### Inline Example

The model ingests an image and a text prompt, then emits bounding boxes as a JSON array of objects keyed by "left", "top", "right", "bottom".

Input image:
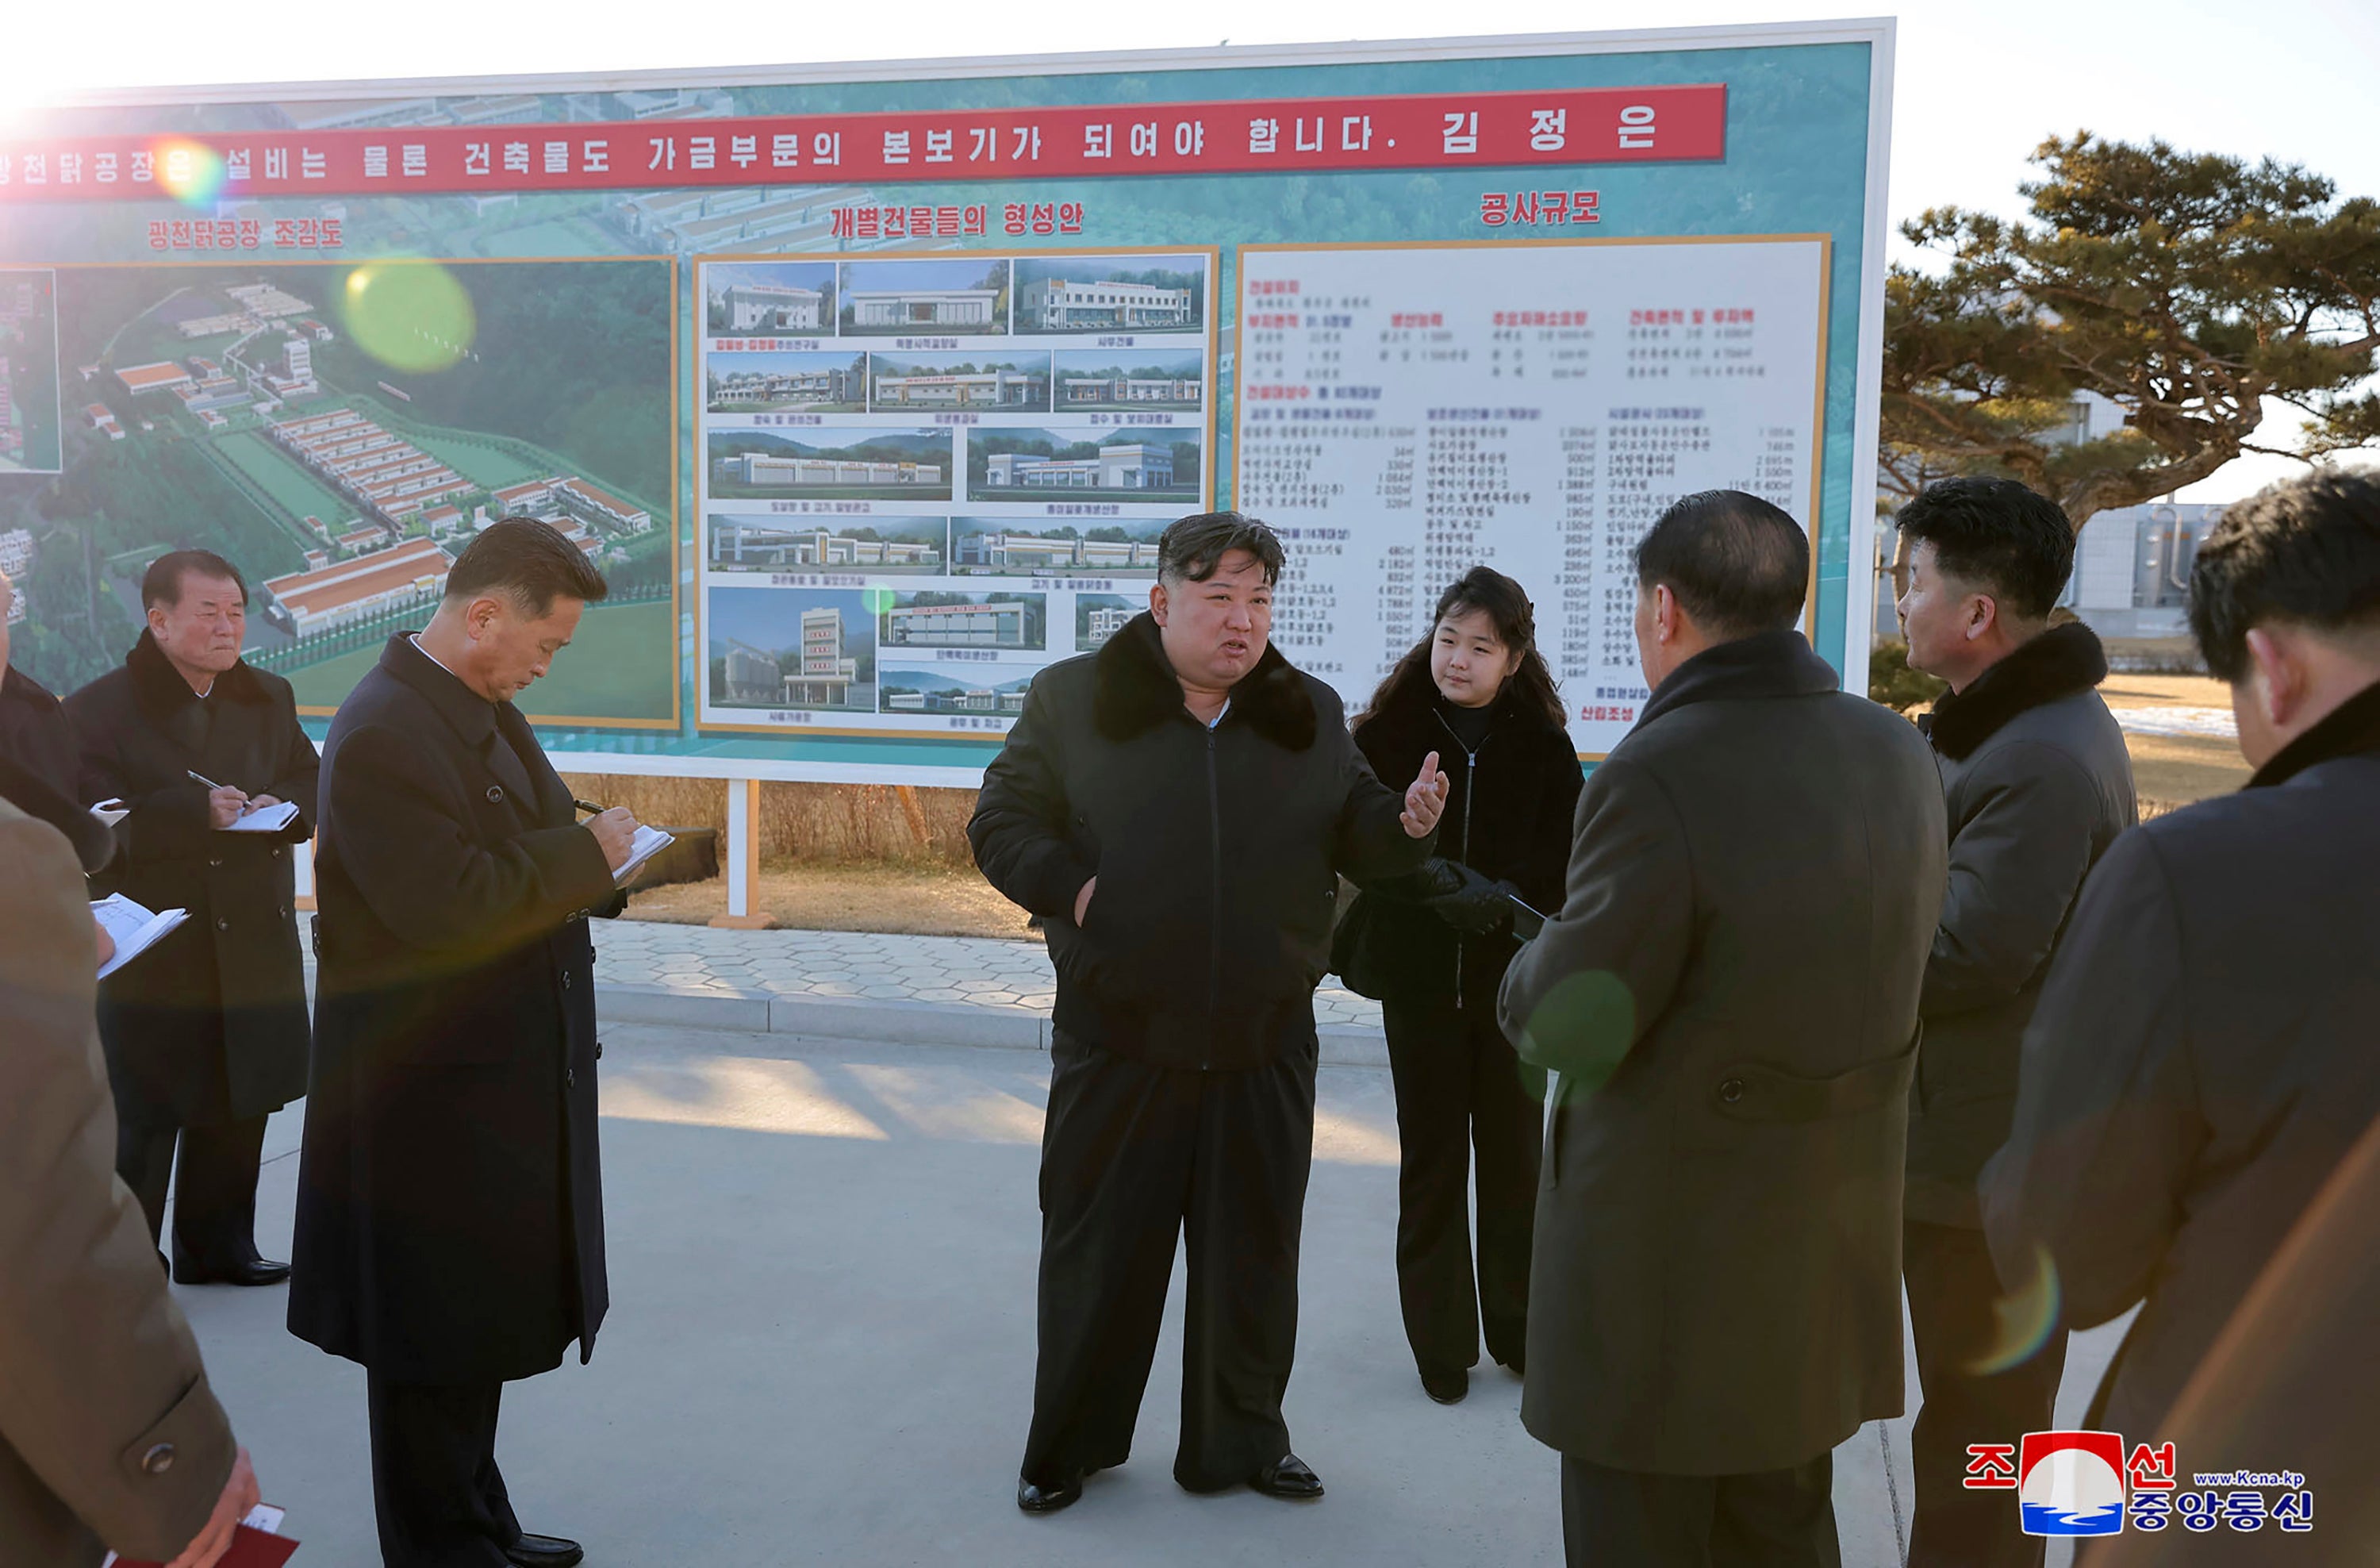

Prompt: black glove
[{"left": 1425, "top": 863, "right": 1518, "bottom": 936}]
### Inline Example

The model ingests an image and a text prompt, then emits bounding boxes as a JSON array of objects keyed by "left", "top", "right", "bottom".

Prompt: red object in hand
[{"left": 113, "top": 1524, "right": 299, "bottom": 1568}]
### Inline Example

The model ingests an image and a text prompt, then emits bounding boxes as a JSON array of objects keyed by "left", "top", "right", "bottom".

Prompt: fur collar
[
  {"left": 1924, "top": 621, "right": 2109, "bottom": 760},
  {"left": 126, "top": 629, "right": 266, "bottom": 715},
  {"left": 1635, "top": 628, "right": 1841, "bottom": 733},
  {"left": 2248, "top": 675, "right": 2380, "bottom": 789},
  {"left": 1093, "top": 611, "right": 1317, "bottom": 751}
]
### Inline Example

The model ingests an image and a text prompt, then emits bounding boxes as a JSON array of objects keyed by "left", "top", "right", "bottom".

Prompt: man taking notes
[
  {"left": 1500, "top": 491, "right": 1947, "bottom": 1568},
  {"left": 289, "top": 519, "right": 638, "bottom": 1568}
]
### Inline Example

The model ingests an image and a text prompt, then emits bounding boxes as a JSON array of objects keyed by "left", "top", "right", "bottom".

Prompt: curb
[{"left": 593, "top": 981, "right": 1390, "bottom": 1067}]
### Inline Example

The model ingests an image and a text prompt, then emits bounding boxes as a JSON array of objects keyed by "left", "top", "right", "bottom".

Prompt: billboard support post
[{"left": 710, "top": 777, "right": 774, "bottom": 929}]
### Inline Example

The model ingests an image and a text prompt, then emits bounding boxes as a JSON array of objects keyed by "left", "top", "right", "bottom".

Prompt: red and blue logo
[{"left": 2016, "top": 1431, "right": 2128, "bottom": 1536}]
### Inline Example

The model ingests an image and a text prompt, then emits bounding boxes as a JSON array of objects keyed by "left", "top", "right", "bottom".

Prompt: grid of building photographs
[{"left": 697, "top": 248, "right": 1215, "bottom": 734}]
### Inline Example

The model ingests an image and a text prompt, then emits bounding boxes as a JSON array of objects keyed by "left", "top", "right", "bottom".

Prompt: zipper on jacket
[
  {"left": 1434, "top": 709, "right": 1490, "bottom": 1012},
  {"left": 1205, "top": 722, "right": 1222, "bottom": 1070}
]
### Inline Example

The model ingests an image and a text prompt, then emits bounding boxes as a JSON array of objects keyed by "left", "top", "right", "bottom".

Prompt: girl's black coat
[{"left": 1350, "top": 682, "right": 1583, "bottom": 1008}]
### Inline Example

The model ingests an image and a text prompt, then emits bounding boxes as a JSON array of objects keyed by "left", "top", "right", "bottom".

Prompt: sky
[{"left": 6, "top": 0, "right": 2375, "bottom": 501}]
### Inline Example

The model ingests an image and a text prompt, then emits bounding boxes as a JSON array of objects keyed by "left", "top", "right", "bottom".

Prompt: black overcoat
[
  {"left": 969, "top": 612, "right": 1432, "bottom": 1072},
  {"left": 1498, "top": 630, "right": 1948, "bottom": 1475},
  {"left": 0, "top": 663, "right": 115, "bottom": 873},
  {"left": 1350, "top": 682, "right": 1583, "bottom": 1009},
  {"left": 1983, "top": 678, "right": 2380, "bottom": 1439},
  {"left": 65, "top": 633, "right": 317, "bottom": 1124},
  {"left": 287, "top": 635, "right": 622, "bottom": 1385},
  {"left": 1905, "top": 622, "right": 2135, "bottom": 1226}
]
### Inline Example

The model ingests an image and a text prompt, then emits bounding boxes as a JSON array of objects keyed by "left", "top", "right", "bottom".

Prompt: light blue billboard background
[{"left": 0, "top": 37, "right": 1880, "bottom": 776}]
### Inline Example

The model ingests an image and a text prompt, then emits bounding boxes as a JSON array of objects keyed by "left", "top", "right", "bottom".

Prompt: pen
[
  {"left": 186, "top": 769, "right": 224, "bottom": 790},
  {"left": 572, "top": 798, "right": 608, "bottom": 815}
]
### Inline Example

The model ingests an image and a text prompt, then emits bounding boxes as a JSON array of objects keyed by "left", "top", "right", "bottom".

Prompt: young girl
[{"left": 1349, "top": 567, "right": 1583, "bottom": 1405}]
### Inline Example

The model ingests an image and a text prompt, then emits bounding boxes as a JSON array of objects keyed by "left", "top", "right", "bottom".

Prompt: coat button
[
  {"left": 141, "top": 1443, "right": 175, "bottom": 1475},
  {"left": 280, "top": 905, "right": 291, "bottom": 918},
  {"left": 215, "top": 917, "right": 230, "bottom": 932},
  {"left": 595, "top": 1040, "right": 604, "bottom": 1060},
  {"left": 271, "top": 847, "right": 283, "bottom": 859},
  {"left": 1718, "top": 1077, "right": 1745, "bottom": 1105},
  {"left": 209, "top": 856, "right": 224, "bottom": 868},
  {"left": 486, "top": 785, "right": 505, "bottom": 803},
  {"left": 562, "top": 971, "right": 573, "bottom": 990},
  {"left": 566, "top": 1068, "right": 577, "bottom": 1088}
]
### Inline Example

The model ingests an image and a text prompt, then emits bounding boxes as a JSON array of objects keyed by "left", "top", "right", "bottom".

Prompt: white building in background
[
  {"left": 1058, "top": 373, "right": 1203, "bottom": 406},
  {"left": 711, "top": 520, "right": 939, "bottom": 568},
  {"left": 786, "top": 606, "right": 858, "bottom": 705},
  {"left": 954, "top": 531, "right": 1159, "bottom": 570},
  {"left": 2059, "top": 502, "right": 2222, "bottom": 640},
  {"left": 1084, "top": 603, "right": 1133, "bottom": 645},
  {"left": 881, "top": 599, "right": 1028, "bottom": 648},
  {"left": 721, "top": 452, "right": 941, "bottom": 488},
  {"left": 984, "top": 443, "right": 1173, "bottom": 490},
  {"left": 0, "top": 530, "right": 33, "bottom": 621},
  {"left": 873, "top": 368, "right": 1046, "bottom": 409},
  {"left": 718, "top": 282, "right": 823, "bottom": 332},
  {"left": 261, "top": 536, "right": 451, "bottom": 634},
  {"left": 1021, "top": 277, "right": 1193, "bottom": 331},
  {"left": 848, "top": 289, "right": 999, "bottom": 330}
]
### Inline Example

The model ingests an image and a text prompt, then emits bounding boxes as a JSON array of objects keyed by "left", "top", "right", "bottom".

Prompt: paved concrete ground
[{"left": 181, "top": 1018, "right": 2124, "bottom": 1566}]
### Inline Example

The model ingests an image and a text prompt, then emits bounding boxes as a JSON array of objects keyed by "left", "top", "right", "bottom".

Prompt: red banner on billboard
[{"left": 0, "top": 84, "right": 1725, "bottom": 203}]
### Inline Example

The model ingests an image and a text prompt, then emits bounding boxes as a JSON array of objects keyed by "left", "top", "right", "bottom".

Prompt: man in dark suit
[
  {"left": 289, "top": 519, "right": 639, "bottom": 1568},
  {"left": 970, "top": 512, "right": 1446, "bottom": 1513},
  {"left": 66, "top": 551, "right": 318, "bottom": 1286},
  {"left": 0, "top": 564, "right": 115, "bottom": 873},
  {"left": 1890, "top": 478, "right": 2135, "bottom": 1568},
  {"left": 1985, "top": 471, "right": 2380, "bottom": 1459},
  {"left": 1499, "top": 490, "right": 1948, "bottom": 1566}
]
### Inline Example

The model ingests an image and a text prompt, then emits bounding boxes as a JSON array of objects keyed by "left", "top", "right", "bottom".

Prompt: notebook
[{"left": 91, "top": 895, "right": 190, "bottom": 980}]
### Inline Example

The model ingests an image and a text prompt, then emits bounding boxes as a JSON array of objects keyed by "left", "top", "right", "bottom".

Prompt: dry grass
[
  {"left": 561, "top": 774, "right": 977, "bottom": 868},
  {"left": 2100, "top": 672, "right": 2233, "bottom": 710},
  {"left": 2129, "top": 733, "right": 2252, "bottom": 816}
]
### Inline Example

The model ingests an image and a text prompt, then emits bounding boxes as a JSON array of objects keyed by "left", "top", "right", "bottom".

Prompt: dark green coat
[
  {"left": 1906, "top": 623, "right": 2136, "bottom": 1226},
  {"left": 1499, "top": 630, "right": 1947, "bottom": 1475}
]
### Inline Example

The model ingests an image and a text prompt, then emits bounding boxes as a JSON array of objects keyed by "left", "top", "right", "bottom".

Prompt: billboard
[{"left": 0, "top": 22, "right": 1894, "bottom": 781}]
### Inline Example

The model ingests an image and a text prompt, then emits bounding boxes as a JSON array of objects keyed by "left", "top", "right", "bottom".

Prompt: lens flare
[
  {"left": 1968, "top": 1244, "right": 2063, "bottom": 1376},
  {"left": 861, "top": 586, "right": 898, "bottom": 615},
  {"left": 153, "top": 139, "right": 228, "bottom": 207},
  {"left": 340, "top": 264, "right": 478, "bottom": 375}
]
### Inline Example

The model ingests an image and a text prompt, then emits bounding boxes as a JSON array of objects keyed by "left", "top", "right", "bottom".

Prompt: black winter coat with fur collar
[{"left": 970, "top": 613, "right": 1433, "bottom": 1070}]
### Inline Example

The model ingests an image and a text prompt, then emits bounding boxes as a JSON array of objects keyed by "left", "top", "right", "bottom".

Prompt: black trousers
[
  {"left": 367, "top": 1375, "right": 524, "bottom": 1568},
  {"left": 1021, "top": 1031, "right": 1316, "bottom": 1493},
  {"left": 1381, "top": 997, "right": 1542, "bottom": 1376},
  {"left": 1561, "top": 1451, "right": 1840, "bottom": 1568},
  {"left": 1904, "top": 1219, "right": 2069, "bottom": 1568},
  {"left": 117, "top": 1111, "right": 271, "bottom": 1265}
]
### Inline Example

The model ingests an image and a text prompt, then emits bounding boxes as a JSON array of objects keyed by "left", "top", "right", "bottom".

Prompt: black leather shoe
[
  {"left": 1251, "top": 1454, "right": 1325, "bottom": 1499},
  {"left": 505, "top": 1534, "right": 584, "bottom": 1568},
  {"left": 1016, "top": 1473, "right": 1083, "bottom": 1513},
  {"left": 171, "top": 1254, "right": 290, "bottom": 1287},
  {"left": 1420, "top": 1366, "right": 1469, "bottom": 1405}
]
